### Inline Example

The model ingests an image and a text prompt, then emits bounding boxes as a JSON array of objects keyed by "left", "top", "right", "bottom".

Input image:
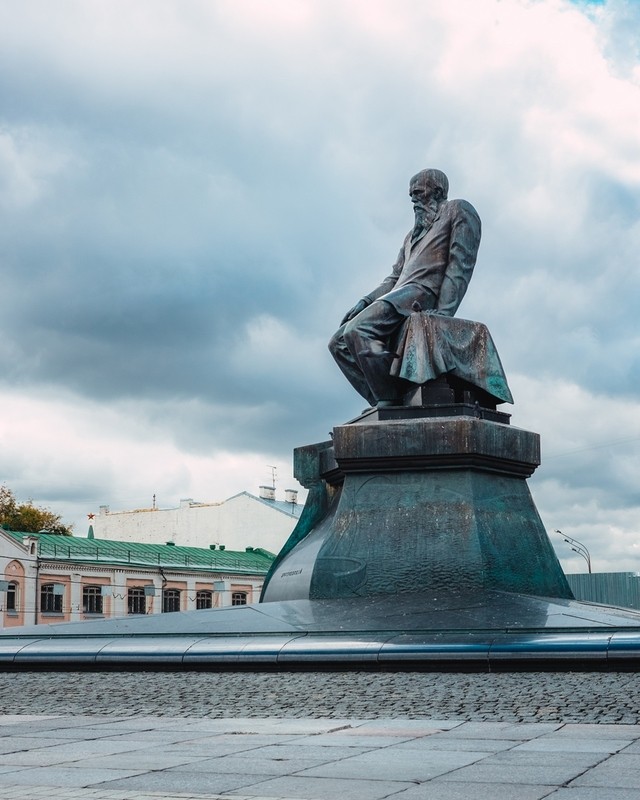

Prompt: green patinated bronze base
[{"left": 261, "top": 414, "right": 573, "bottom": 603}]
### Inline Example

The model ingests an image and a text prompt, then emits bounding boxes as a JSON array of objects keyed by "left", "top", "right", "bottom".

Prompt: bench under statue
[{"left": 391, "top": 311, "right": 513, "bottom": 411}]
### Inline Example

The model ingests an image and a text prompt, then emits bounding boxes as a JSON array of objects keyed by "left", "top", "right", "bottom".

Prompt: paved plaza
[{"left": 0, "top": 671, "right": 639, "bottom": 798}]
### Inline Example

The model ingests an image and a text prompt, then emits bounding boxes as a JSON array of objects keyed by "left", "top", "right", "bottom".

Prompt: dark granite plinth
[{"left": 262, "top": 416, "right": 572, "bottom": 603}]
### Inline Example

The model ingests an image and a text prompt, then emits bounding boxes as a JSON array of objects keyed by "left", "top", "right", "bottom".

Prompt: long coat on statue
[{"left": 364, "top": 198, "right": 481, "bottom": 317}]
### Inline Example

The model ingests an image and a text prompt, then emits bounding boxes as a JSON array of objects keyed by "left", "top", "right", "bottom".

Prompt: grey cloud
[{"left": 1, "top": 0, "right": 640, "bottom": 558}]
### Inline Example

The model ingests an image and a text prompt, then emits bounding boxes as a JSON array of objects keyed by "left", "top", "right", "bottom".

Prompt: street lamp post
[{"left": 554, "top": 529, "right": 592, "bottom": 574}]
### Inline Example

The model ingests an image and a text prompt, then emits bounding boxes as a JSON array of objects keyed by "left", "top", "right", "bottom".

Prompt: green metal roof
[{"left": 2, "top": 530, "right": 275, "bottom": 574}]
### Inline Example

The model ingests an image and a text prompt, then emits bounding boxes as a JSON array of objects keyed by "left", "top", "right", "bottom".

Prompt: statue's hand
[
  {"left": 412, "top": 300, "right": 442, "bottom": 316},
  {"left": 341, "top": 298, "right": 369, "bottom": 325}
]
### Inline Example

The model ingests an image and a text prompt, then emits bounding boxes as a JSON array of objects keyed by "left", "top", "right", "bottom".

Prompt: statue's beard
[{"left": 412, "top": 198, "right": 440, "bottom": 239}]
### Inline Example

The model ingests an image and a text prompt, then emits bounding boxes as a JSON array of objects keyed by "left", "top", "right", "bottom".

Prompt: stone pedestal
[{"left": 262, "top": 414, "right": 572, "bottom": 603}]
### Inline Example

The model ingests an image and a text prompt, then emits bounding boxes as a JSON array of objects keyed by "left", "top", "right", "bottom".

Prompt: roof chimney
[
  {"left": 285, "top": 489, "right": 298, "bottom": 504},
  {"left": 259, "top": 485, "right": 276, "bottom": 501}
]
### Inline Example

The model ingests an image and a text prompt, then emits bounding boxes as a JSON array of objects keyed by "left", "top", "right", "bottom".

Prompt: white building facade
[{"left": 91, "top": 489, "right": 302, "bottom": 554}]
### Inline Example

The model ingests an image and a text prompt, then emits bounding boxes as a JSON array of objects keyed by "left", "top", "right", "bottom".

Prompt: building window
[
  {"left": 6, "top": 582, "right": 17, "bottom": 612},
  {"left": 128, "top": 587, "right": 147, "bottom": 615},
  {"left": 232, "top": 592, "right": 248, "bottom": 606},
  {"left": 83, "top": 585, "right": 104, "bottom": 615},
  {"left": 196, "top": 590, "right": 212, "bottom": 609},
  {"left": 40, "top": 583, "right": 63, "bottom": 614},
  {"left": 162, "top": 588, "right": 181, "bottom": 613}
]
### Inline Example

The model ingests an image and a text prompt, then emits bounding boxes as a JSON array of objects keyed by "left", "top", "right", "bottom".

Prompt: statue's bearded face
[{"left": 409, "top": 177, "right": 440, "bottom": 231}]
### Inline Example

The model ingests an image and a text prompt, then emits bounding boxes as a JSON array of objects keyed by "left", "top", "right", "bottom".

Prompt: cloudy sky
[{"left": 1, "top": 0, "right": 639, "bottom": 573}]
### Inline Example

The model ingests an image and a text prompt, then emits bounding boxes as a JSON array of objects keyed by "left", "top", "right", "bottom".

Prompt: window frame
[
  {"left": 231, "top": 591, "right": 248, "bottom": 606},
  {"left": 128, "top": 587, "right": 147, "bottom": 615},
  {"left": 195, "top": 590, "right": 213, "bottom": 610},
  {"left": 40, "top": 583, "right": 63, "bottom": 615},
  {"left": 82, "top": 585, "right": 104, "bottom": 615},
  {"left": 162, "top": 588, "right": 181, "bottom": 613},
  {"left": 6, "top": 582, "right": 18, "bottom": 613}
]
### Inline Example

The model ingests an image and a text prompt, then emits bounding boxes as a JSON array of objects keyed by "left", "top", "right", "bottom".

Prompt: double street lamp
[{"left": 554, "top": 529, "right": 592, "bottom": 573}]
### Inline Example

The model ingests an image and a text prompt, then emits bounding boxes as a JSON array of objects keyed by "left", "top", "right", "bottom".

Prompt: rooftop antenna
[{"left": 267, "top": 465, "right": 277, "bottom": 490}]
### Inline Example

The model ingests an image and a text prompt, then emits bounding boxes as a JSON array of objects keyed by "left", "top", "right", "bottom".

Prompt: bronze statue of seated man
[{"left": 328, "top": 168, "right": 510, "bottom": 409}]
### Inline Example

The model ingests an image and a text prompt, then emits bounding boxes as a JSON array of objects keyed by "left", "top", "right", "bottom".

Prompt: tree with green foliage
[{"left": 0, "top": 485, "right": 73, "bottom": 536}]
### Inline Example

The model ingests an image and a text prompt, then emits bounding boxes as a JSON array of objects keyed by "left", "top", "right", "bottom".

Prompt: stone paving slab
[
  {"left": 91, "top": 770, "right": 279, "bottom": 795},
  {"left": 0, "top": 737, "right": 146, "bottom": 767},
  {"left": 0, "top": 765, "right": 149, "bottom": 788},
  {"left": 395, "top": 782, "right": 557, "bottom": 800},
  {"left": 282, "top": 732, "right": 417, "bottom": 748},
  {"left": 567, "top": 762, "right": 640, "bottom": 789},
  {"left": 0, "top": 737, "right": 73, "bottom": 755},
  {"left": 433, "top": 761, "right": 592, "bottom": 785},
  {"left": 550, "top": 723, "right": 640, "bottom": 738},
  {"left": 0, "top": 708, "right": 640, "bottom": 799},
  {"left": 168, "top": 753, "right": 340, "bottom": 777},
  {"left": 295, "top": 748, "right": 488, "bottom": 781},
  {"left": 427, "top": 720, "right": 563, "bottom": 738},
  {"left": 514, "top": 737, "right": 634, "bottom": 753},
  {"left": 0, "top": 791, "right": 297, "bottom": 800},
  {"left": 99, "top": 728, "right": 227, "bottom": 744},
  {"left": 224, "top": 774, "right": 416, "bottom": 799},
  {"left": 473, "top": 750, "right": 607, "bottom": 767},
  {"left": 548, "top": 789, "right": 640, "bottom": 799},
  {"left": 167, "top": 735, "right": 318, "bottom": 758},
  {"left": 389, "top": 736, "right": 518, "bottom": 752},
  {"left": 211, "top": 743, "right": 371, "bottom": 761}
]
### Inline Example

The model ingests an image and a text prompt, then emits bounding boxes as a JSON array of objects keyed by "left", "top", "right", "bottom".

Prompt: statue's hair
[{"left": 411, "top": 169, "right": 449, "bottom": 201}]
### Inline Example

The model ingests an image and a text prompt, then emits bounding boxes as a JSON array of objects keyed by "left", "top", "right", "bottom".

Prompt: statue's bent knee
[{"left": 328, "top": 330, "right": 344, "bottom": 357}]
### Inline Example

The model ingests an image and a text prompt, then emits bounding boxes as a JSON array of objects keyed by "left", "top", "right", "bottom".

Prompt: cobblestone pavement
[{"left": 1, "top": 671, "right": 639, "bottom": 723}]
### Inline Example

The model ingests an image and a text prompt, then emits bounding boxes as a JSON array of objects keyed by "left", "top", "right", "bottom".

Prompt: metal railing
[{"left": 37, "top": 542, "right": 268, "bottom": 571}]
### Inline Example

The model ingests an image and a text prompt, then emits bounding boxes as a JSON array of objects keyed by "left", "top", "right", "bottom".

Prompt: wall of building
[
  {"left": 0, "top": 536, "right": 38, "bottom": 628},
  {"left": 0, "top": 531, "right": 266, "bottom": 628},
  {"left": 91, "top": 491, "right": 301, "bottom": 553}
]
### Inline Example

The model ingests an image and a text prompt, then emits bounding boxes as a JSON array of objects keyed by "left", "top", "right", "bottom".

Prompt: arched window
[
  {"left": 40, "top": 583, "right": 63, "bottom": 614},
  {"left": 6, "top": 582, "right": 17, "bottom": 612},
  {"left": 128, "top": 587, "right": 147, "bottom": 615},
  {"left": 232, "top": 591, "right": 248, "bottom": 606},
  {"left": 162, "top": 588, "right": 181, "bottom": 613},
  {"left": 196, "top": 590, "right": 212, "bottom": 609},
  {"left": 83, "top": 585, "right": 104, "bottom": 615}
]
